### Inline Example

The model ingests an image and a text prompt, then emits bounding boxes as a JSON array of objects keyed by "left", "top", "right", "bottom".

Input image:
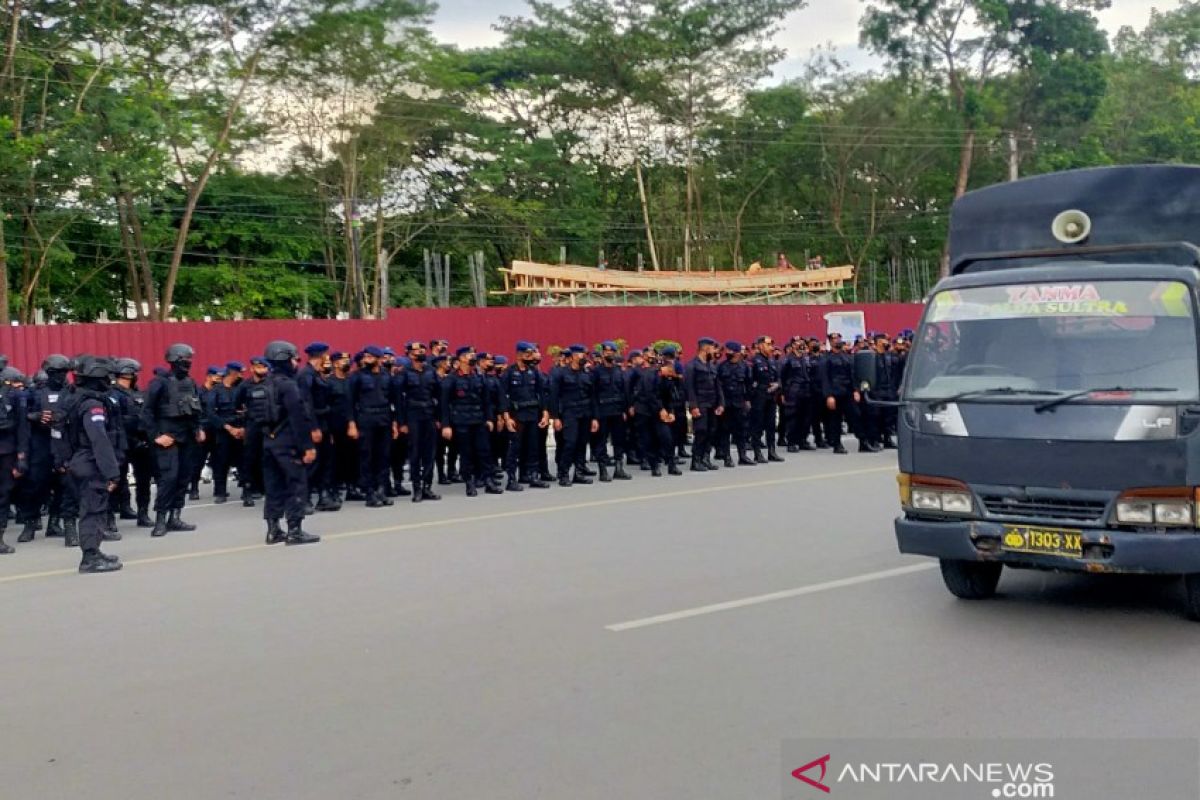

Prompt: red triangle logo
[{"left": 791, "top": 754, "right": 832, "bottom": 794}]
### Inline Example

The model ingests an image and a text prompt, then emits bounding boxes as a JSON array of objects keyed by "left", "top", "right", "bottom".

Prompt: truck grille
[{"left": 980, "top": 494, "right": 1108, "bottom": 524}]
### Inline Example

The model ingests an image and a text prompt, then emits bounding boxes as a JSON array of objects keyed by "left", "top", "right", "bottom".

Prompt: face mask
[
  {"left": 412, "top": 353, "right": 426, "bottom": 363},
  {"left": 603, "top": 355, "right": 615, "bottom": 363},
  {"left": 173, "top": 359, "right": 192, "bottom": 375}
]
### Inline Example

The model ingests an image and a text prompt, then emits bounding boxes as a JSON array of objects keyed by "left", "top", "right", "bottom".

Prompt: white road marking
[{"left": 605, "top": 563, "right": 939, "bottom": 631}]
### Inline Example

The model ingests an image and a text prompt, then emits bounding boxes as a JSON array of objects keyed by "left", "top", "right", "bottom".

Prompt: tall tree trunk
[
  {"left": 622, "top": 108, "right": 659, "bottom": 271},
  {"left": 123, "top": 193, "right": 159, "bottom": 319},
  {"left": 0, "top": 0, "right": 20, "bottom": 91},
  {"left": 0, "top": 213, "right": 9, "bottom": 326},
  {"left": 114, "top": 194, "right": 147, "bottom": 320},
  {"left": 940, "top": 127, "right": 976, "bottom": 278}
]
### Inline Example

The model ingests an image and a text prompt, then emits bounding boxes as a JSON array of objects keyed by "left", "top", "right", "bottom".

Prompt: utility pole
[
  {"left": 350, "top": 203, "right": 367, "bottom": 318},
  {"left": 1008, "top": 132, "right": 1019, "bottom": 182}
]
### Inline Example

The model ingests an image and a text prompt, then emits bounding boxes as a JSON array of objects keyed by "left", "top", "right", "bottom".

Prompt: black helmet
[
  {"left": 115, "top": 358, "right": 141, "bottom": 376},
  {"left": 42, "top": 354, "right": 70, "bottom": 371},
  {"left": 33, "top": 369, "right": 47, "bottom": 384},
  {"left": 264, "top": 340, "right": 299, "bottom": 362},
  {"left": 77, "top": 357, "right": 114, "bottom": 380},
  {"left": 165, "top": 343, "right": 195, "bottom": 363},
  {"left": 1, "top": 366, "right": 23, "bottom": 384}
]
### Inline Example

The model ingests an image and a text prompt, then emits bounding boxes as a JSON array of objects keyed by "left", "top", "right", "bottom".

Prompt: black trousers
[
  {"left": 556, "top": 416, "right": 590, "bottom": 477},
  {"left": 749, "top": 395, "right": 776, "bottom": 452},
  {"left": 407, "top": 417, "right": 437, "bottom": 488},
  {"left": 690, "top": 407, "right": 719, "bottom": 460},
  {"left": 824, "top": 395, "right": 860, "bottom": 449},
  {"left": 309, "top": 425, "right": 334, "bottom": 493},
  {"left": 537, "top": 425, "right": 551, "bottom": 478},
  {"left": 210, "top": 428, "right": 243, "bottom": 497},
  {"left": 19, "top": 444, "right": 77, "bottom": 522},
  {"left": 263, "top": 440, "right": 308, "bottom": 523},
  {"left": 718, "top": 404, "right": 749, "bottom": 458},
  {"left": 331, "top": 418, "right": 358, "bottom": 489},
  {"left": 0, "top": 452, "right": 15, "bottom": 527},
  {"left": 453, "top": 424, "right": 491, "bottom": 485},
  {"left": 116, "top": 446, "right": 153, "bottom": 511},
  {"left": 389, "top": 432, "right": 408, "bottom": 488},
  {"left": 357, "top": 424, "right": 392, "bottom": 493},
  {"left": 190, "top": 427, "right": 214, "bottom": 489},
  {"left": 154, "top": 436, "right": 198, "bottom": 512},
  {"left": 785, "top": 400, "right": 814, "bottom": 446},
  {"left": 69, "top": 457, "right": 108, "bottom": 553},
  {"left": 240, "top": 423, "right": 265, "bottom": 493},
  {"left": 593, "top": 413, "right": 627, "bottom": 463},
  {"left": 506, "top": 418, "right": 541, "bottom": 479},
  {"left": 636, "top": 415, "right": 674, "bottom": 468}
]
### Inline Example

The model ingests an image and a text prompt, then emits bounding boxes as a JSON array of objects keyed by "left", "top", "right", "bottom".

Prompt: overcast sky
[{"left": 431, "top": 0, "right": 1166, "bottom": 80}]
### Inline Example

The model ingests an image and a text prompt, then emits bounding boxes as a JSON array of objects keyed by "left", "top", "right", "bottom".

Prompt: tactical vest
[
  {"left": 0, "top": 387, "right": 15, "bottom": 432},
  {"left": 245, "top": 381, "right": 279, "bottom": 425},
  {"left": 356, "top": 372, "right": 391, "bottom": 418},
  {"left": 506, "top": 368, "right": 541, "bottom": 413},
  {"left": 158, "top": 375, "right": 202, "bottom": 419}
]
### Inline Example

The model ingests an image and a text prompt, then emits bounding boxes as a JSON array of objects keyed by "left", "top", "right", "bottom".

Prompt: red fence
[{"left": 0, "top": 304, "right": 922, "bottom": 375}]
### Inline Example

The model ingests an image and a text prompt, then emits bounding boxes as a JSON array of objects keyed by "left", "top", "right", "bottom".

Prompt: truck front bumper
[{"left": 895, "top": 516, "right": 1200, "bottom": 574}]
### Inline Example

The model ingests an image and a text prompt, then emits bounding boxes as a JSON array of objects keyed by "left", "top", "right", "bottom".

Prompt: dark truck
[{"left": 865, "top": 164, "right": 1200, "bottom": 619}]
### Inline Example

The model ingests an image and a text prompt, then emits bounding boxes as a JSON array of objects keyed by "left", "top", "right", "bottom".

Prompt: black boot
[
  {"left": 79, "top": 551, "right": 122, "bottom": 573},
  {"left": 102, "top": 524, "right": 122, "bottom": 542},
  {"left": 723, "top": 456, "right": 735, "bottom": 468},
  {"left": 422, "top": 485, "right": 442, "bottom": 501},
  {"left": 119, "top": 503, "right": 138, "bottom": 520},
  {"left": 344, "top": 487, "right": 366, "bottom": 501},
  {"left": 365, "top": 490, "right": 384, "bottom": 508},
  {"left": 558, "top": 472, "right": 572, "bottom": 488},
  {"left": 151, "top": 512, "right": 169, "bottom": 537},
  {"left": 833, "top": 444, "right": 848, "bottom": 454},
  {"left": 213, "top": 493, "right": 228, "bottom": 505},
  {"left": 572, "top": 467, "right": 593, "bottom": 485},
  {"left": 167, "top": 510, "right": 196, "bottom": 532},
  {"left": 768, "top": 448, "right": 785, "bottom": 463},
  {"left": 0, "top": 528, "right": 12, "bottom": 555},
  {"left": 691, "top": 457, "right": 707, "bottom": 473},
  {"left": 17, "top": 521, "right": 35, "bottom": 542},
  {"left": 136, "top": 506, "right": 154, "bottom": 528},
  {"left": 265, "top": 518, "right": 287, "bottom": 545},
  {"left": 46, "top": 517, "right": 63, "bottom": 538},
  {"left": 668, "top": 460, "right": 683, "bottom": 476},
  {"left": 787, "top": 444, "right": 799, "bottom": 453},
  {"left": 315, "top": 491, "right": 341, "bottom": 512},
  {"left": 754, "top": 449, "right": 767, "bottom": 464},
  {"left": 882, "top": 435, "right": 897, "bottom": 450},
  {"left": 105, "top": 512, "right": 119, "bottom": 534},
  {"left": 859, "top": 441, "right": 882, "bottom": 453},
  {"left": 379, "top": 490, "right": 394, "bottom": 507},
  {"left": 188, "top": 486, "right": 200, "bottom": 502},
  {"left": 577, "top": 463, "right": 596, "bottom": 477},
  {"left": 485, "top": 479, "right": 504, "bottom": 495},
  {"left": 395, "top": 482, "right": 412, "bottom": 497},
  {"left": 598, "top": 463, "right": 611, "bottom": 483},
  {"left": 465, "top": 479, "right": 479, "bottom": 498},
  {"left": 285, "top": 519, "right": 320, "bottom": 546},
  {"left": 63, "top": 519, "right": 80, "bottom": 548},
  {"left": 527, "top": 476, "right": 549, "bottom": 489},
  {"left": 241, "top": 489, "right": 256, "bottom": 508},
  {"left": 613, "top": 463, "right": 632, "bottom": 480},
  {"left": 738, "top": 449, "right": 755, "bottom": 466},
  {"left": 651, "top": 464, "right": 663, "bottom": 477},
  {"left": 506, "top": 475, "right": 524, "bottom": 492}
]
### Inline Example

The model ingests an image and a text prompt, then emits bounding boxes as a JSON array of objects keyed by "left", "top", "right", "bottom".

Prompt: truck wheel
[
  {"left": 939, "top": 559, "right": 1002, "bottom": 600},
  {"left": 1182, "top": 575, "right": 1200, "bottom": 621}
]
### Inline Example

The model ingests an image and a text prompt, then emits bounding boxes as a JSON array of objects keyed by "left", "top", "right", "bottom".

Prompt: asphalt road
[{"left": 5, "top": 452, "right": 1200, "bottom": 799}]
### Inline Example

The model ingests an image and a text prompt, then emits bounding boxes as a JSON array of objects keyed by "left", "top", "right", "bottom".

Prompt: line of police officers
[{"left": 0, "top": 330, "right": 908, "bottom": 574}]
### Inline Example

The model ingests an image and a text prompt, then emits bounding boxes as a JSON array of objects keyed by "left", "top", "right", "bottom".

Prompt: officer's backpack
[{"left": 245, "top": 381, "right": 279, "bottom": 426}]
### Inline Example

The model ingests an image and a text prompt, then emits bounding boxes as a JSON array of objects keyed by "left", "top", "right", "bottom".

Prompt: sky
[{"left": 430, "top": 0, "right": 1168, "bottom": 80}]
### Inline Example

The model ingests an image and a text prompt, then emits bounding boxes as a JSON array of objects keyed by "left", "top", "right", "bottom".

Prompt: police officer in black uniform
[
  {"left": 396, "top": 340, "right": 441, "bottom": 503},
  {"left": 780, "top": 338, "right": 815, "bottom": 451},
  {"left": 870, "top": 333, "right": 901, "bottom": 449},
  {"left": 68, "top": 357, "right": 124, "bottom": 573},
  {"left": 0, "top": 367, "right": 29, "bottom": 553},
  {"left": 684, "top": 337, "right": 725, "bottom": 472},
  {"left": 592, "top": 341, "right": 632, "bottom": 482},
  {"left": 328, "top": 351, "right": 358, "bottom": 500},
  {"left": 653, "top": 353, "right": 685, "bottom": 476},
  {"left": 298, "top": 342, "right": 340, "bottom": 512},
  {"left": 819, "top": 333, "right": 859, "bottom": 455},
  {"left": 440, "top": 349, "right": 501, "bottom": 497},
  {"left": 347, "top": 345, "right": 396, "bottom": 508},
  {"left": 717, "top": 341, "right": 754, "bottom": 467},
  {"left": 146, "top": 343, "right": 205, "bottom": 536},
  {"left": 503, "top": 341, "right": 550, "bottom": 490},
  {"left": 206, "top": 361, "right": 245, "bottom": 504},
  {"left": 111, "top": 359, "right": 154, "bottom": 528},
  {"left": 258, "top": 341, "right": 320, "bottom": 546},
  {"left": 749, "top": 336, "right": 784, "bottom": 464},
  {"left": 19, "top": 354, "right": 79, "bottom": 544},
  {"left": 549, "top": 344, "right": 598, "bottom": 487}
]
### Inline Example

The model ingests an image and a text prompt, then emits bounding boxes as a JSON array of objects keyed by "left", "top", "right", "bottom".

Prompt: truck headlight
[
  {"left": 940, "top": 492, "right": 973, "bottom": 514},
  {"left": 1113, "top": 488, "right": 1200, "bottom": 528},
  {"left": 901, "top": 475, "right": 975, "bottom": 516},
  {"left": 911, "top": 488, "right": 942, "bottom": 510},
  {"left": 1115, "top": 500, "right": 1154, "bottom": 525},
  {"left": 1155, "top": 502, "right": 1193, "bottom": 526}
]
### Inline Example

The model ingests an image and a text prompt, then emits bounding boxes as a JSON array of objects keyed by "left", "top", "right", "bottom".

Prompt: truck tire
[
  {"left": 1182, "top": 575, "right": 1200, "bottom": 621},
  {"left": 939, "top": 559, "right": 1002, "bottom": 600}
]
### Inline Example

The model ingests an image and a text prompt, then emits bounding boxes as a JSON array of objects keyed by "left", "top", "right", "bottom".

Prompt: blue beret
[
  {"left": 363, "top": 345, "right": 385, "bottom": 358},
  {"left": 330, "top": 351, "right": 347, "bottom": 360},
  {"left": 382, "top": 346, "right": 395, "bottom": 356},
  {"left": 455, "top": 346, "right": 473, "bottom": 358},
  {"left": 601, "top": 340, "right": 617, "bottom": 351},
  {"left": 494, "top": 355, "right": 508, "bottom": 365},
  {"left": 225, "top": 361, "right": 245, "bottom": 372},
  {"left": 568, "top": 344, "right": 587, "bottom": 354},
  {"left": 660, "top": 346, "right": 677, "bottom": 357},
  {"left": 477, "top": 352, "right": 492, "bottom": 361},
  {"left": 516, "top": 341, "right": 534, "bottom": 353},
  {"left": 698, "top": 337, "right": 716, "bottom": 347},
  {"left": 304, "top": 341, "right": 329, "bottom": 355},
  {"left": 724, "top": 340, "right": 742, "bottom": 352},
  {"left": 628, "top": 349, "right": 642, "bottom": 358},
  {"left": 206, "top": 365, "right": 221, "bottom": 375},
  {"left": 406, "top": 340, "right": 422, "bottom": 351},
  {"left": 395, "top": 357, "right": 412, "bottom": 368},
  {"left": 250, "top": 356, "right": 268, "bottom": 366},
  {"left": 901, "top": 329, "right": 914, "bottom": 338}
]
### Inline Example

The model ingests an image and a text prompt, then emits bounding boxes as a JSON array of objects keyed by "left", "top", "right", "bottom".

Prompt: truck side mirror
[{"left": 854, "top": 350, "right": 877, "bottom": 392}]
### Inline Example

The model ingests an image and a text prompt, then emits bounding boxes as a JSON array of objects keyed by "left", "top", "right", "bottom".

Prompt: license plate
[{"left": 1001, "top": 525, "right": 1083, "bottom": 558}]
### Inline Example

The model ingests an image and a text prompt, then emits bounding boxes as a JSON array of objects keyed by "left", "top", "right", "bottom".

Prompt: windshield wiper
[
  {"left": 926, "top": 387, "right": 1059, "bottom": 411},
  {"left": 1033, "top": 386, "right": 1178, "bottom": 414}
]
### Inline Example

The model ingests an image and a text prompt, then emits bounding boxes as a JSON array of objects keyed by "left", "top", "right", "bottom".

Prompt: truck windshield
[{"left": 905, "top": 279, "right": 1200, "bottom": 403}]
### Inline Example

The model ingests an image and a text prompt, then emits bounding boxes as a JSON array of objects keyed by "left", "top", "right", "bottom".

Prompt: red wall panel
[{"left": 0, "top": 304, "right": 922, "bottom": 377}]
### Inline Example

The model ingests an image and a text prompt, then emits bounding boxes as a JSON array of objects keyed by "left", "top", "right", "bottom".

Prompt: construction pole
[
  {"left": 378, "top": 250, "right": 389, "bottom": 320},
  {"left": 1008, "top": 132, "right": 1019, "bottom": 182},
  {"left": 423, "top": 249, "right": 432, "bottom": 308}
]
